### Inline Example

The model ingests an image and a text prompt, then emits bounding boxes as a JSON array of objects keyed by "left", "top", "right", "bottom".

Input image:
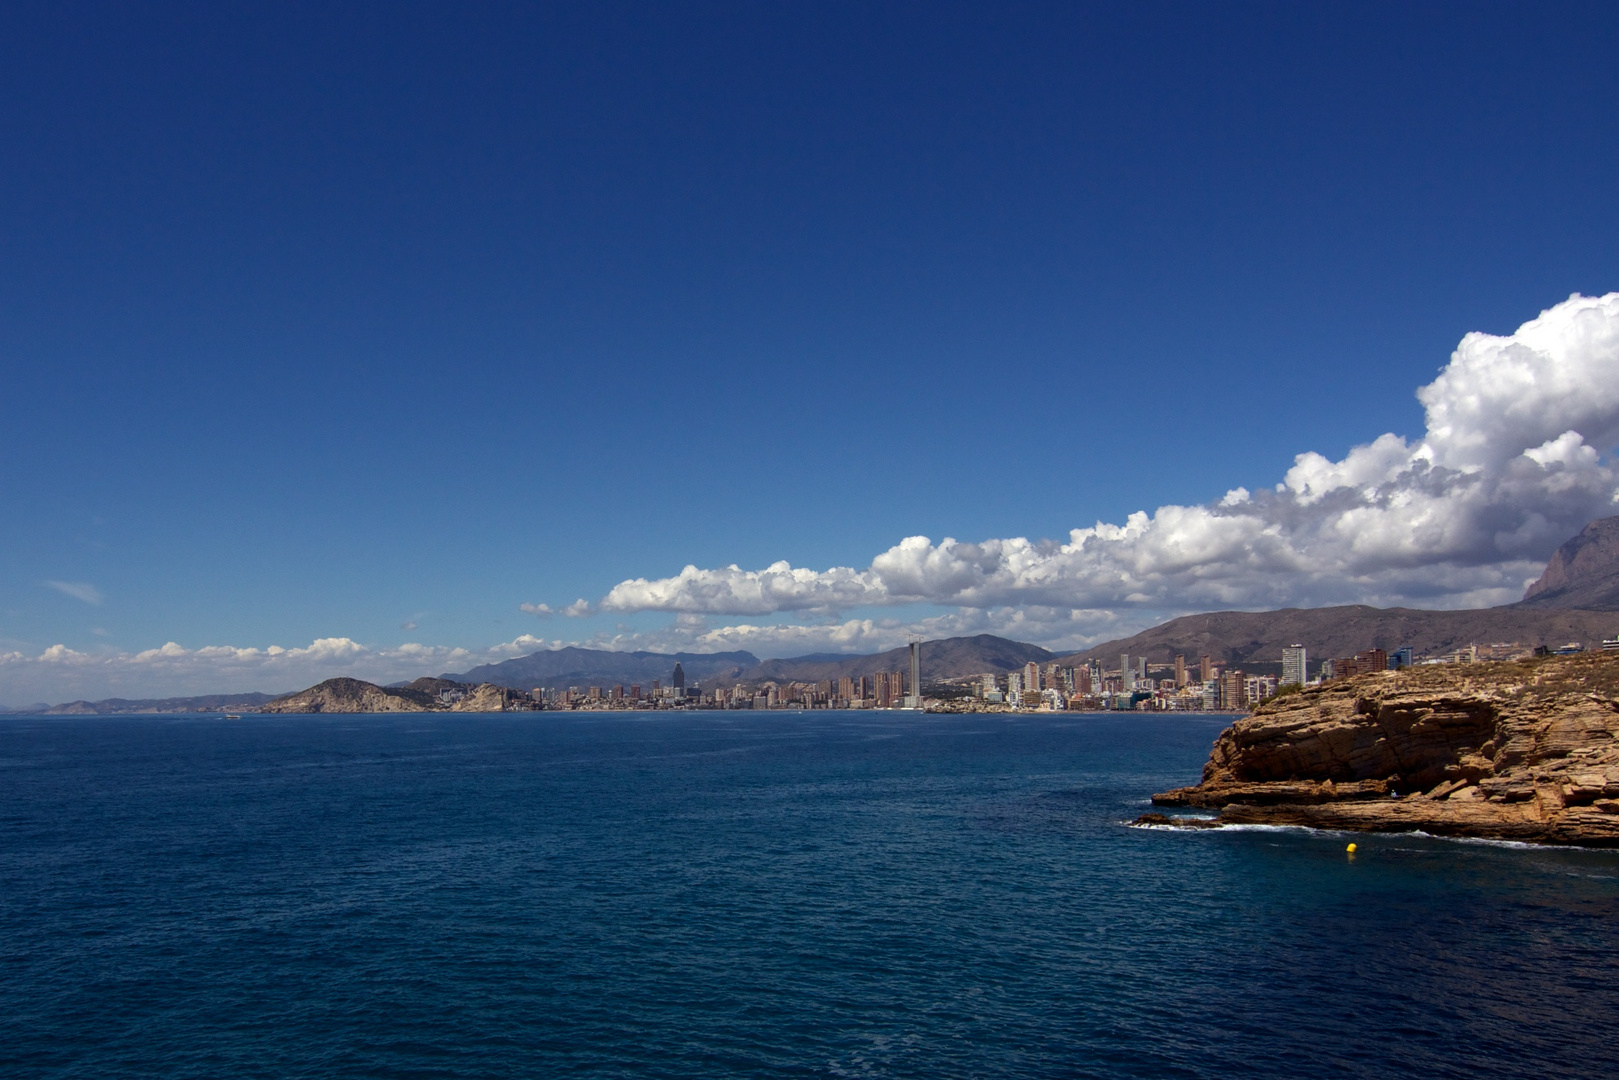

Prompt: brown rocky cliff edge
[{"left": 1148, "top": 651, "right": 1619, "bottom": 845}]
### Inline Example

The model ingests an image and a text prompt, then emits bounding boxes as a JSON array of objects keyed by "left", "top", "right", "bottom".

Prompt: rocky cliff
[
  {"left": 1146, "top": 651, "right": 1619, "bottom": 845},
  {"left": 261, "top": 677, "right": 528, "bottom": 713},
  {"left": 1520, "top": 515, "right": 1619, "bottom": 609}
]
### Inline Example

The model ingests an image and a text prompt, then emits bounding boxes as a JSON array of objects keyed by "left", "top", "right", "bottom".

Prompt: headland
[{"left": 1142, "top": 650, "right": 1619, "bottom": 845}]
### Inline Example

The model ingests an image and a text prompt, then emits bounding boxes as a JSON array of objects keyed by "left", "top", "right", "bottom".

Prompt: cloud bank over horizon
[
  {"left": 596, "top": 292, "right": 1619, "bottom": 625},
  {"left": 0, "top": 635, "right": 574, "bottom": 707}
]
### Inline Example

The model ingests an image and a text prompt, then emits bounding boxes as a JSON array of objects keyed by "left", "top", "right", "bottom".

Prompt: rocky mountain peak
[{"left": 1520, "top": 515, "right": 1619, "bottom": 610}]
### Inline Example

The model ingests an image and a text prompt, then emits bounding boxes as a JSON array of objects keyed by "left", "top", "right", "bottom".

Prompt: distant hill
[
  {"left": 18, "top": 691, "right": 284, "bottom": 716},
  {"left": 1057, "top": 604, "right": 1619, "bottom": 669},
  {"left": 262, "top": 677, "right": 528, "bottom": 713},
  {"left": 729, "top": 635, "right": 1053, "bottom": 685},
  {"left": 445, "top": 647, "right": 760, "bottom": 690},
  {"left": 1519, "top": 515, "right": 1619, "bottom": 610}
]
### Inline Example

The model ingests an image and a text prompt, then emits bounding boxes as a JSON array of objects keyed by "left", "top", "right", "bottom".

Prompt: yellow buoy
[{"left": 1346, "top": 842, "right": 1358, "bottom": 853}]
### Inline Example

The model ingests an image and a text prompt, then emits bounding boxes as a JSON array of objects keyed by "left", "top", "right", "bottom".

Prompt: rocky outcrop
[
  {"left": 1147, "top": 651, "right": 1619, "bottom": 845},
  {"left": 261, "top": 677, "right": 436, "bottom": 713},
  {"left": 1520, "top": 515, "right": 1619, "bottom": 610},
  {"left": 260, "top": 677, "right": 530, "bottom": 714},
  {"left": 448, "top": 683, "right": 521, "bottom": 712}
]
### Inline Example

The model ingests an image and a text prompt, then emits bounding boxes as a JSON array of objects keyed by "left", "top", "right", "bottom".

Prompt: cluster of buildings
[
  {"left": 539, "top": 669, "right": 921, "bottom": 711},
  {"left": 537, "top": 645, "right": 928, "bottom": 712},
  {"left": 527, "top": 634, "right": 1619, "bottom": 715},
  {"left": 964, "top": 655, "right": 1275, "bottom": 713},
  {"left": 535, "top": 652, "right": 1265, "bottom": 714}
]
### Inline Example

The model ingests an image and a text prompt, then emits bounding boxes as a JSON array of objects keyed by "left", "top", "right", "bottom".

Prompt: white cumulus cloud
[
  {"left": 596, "top": 292, "right": 1619, "bottom": 621},
  {"left": 522, "top": 599, "right": 592, "bottom": 617}
]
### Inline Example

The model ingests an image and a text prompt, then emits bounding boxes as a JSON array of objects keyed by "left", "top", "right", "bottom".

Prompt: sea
[{"left": 3, "top": 710, "right": 1617, "bottom": 1079}]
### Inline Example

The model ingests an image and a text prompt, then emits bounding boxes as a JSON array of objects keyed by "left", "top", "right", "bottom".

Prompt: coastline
[{"left": 1139, "top": 651, "right": 1619, "bottom": 846}]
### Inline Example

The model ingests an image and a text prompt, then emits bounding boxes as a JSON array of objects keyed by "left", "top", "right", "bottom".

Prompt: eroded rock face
[
  {"left": 1150, "top": 652, "right": 1619, "bottom": 845},
  {"left": 261, "top": 677, "right": 523, "bottom": 713},
  {"left": 261, "top": 677, "right": 434, "bottom": 713}
]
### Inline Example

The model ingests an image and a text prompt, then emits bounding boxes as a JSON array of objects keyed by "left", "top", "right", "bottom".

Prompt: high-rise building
[
  {"left": 908, "top": 641, "right": 922, "bottom": 708},
  {"left": 1282, "top": 645, "right": 1307, "bottom": 687},
  {"left": 1025, "top": 661, "right": 1042, "bottom": 693},
  {"left": 672, "top": 663, "right": 686, "bottom": 694},
  {"left": 1200, "top": 655, "right": 1213, "bottom": 683},
  {"left": 1174, "top": 655, "right": 1186, "bottom": 687},
  {"left": 1120, "top": 654, "right": 1132, "bottom": 690},
  {"left": 1219, "top": 669, "right": 1245, "bottom": 709}
]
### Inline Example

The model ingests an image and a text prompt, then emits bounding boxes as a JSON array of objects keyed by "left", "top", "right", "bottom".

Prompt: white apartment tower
[{"left": 1282, "top": 645, "right": 1308, "bottom": 687}]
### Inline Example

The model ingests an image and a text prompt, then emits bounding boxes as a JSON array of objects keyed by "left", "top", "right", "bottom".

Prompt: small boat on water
[{"left": 223, "top": 713, "right": 242, "bottom": 720}]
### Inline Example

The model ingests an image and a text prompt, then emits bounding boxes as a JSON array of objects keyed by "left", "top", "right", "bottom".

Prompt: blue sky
[{"left": 3, "top": 2, "right": 1618, "bottom": 701}]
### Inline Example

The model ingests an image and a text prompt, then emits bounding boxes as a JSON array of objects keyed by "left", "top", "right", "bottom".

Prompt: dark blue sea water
[{"left": 3, "top": 711, "right": 1617, "bottom": 1079}]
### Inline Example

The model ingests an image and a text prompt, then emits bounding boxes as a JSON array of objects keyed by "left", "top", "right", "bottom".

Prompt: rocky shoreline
[{"left": 1139, "top": 651, "right": 1619, "bottom": 846}]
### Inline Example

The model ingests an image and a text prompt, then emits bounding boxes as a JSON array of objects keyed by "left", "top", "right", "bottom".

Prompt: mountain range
[
  {"left": 440, "top": 635, "right": 1054, "bottom": 691},
  {"left": 1060, "top": 514, "right": 1619, "bottom": 668},
  {"left": 1058, "top": 605, "right": 1617, "bottom": 670},
  {"left": 444, "top": 648, "right": 761, "bottom": 690}
]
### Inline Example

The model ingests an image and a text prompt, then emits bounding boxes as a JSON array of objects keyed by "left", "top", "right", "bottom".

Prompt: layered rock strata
[{"left": 1147, "top": 651, "right": 1619, "bottom": 845}]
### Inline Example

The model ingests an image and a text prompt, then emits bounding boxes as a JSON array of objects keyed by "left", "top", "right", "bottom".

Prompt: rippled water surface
[{"left": 3, "top": 711, "right": 1617, "bottom": 1078}]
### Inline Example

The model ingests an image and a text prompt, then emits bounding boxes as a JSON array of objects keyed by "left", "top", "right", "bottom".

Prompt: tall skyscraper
[
  {"left": 1025, "top": 661, "right": 1042, "bottom": 694},
  {"left": 672, "top": 663, "right": 685, "bottom": 693},
  {"left": 908, "top": 641, "right": 922, "bottom": 708},
  {"left": 1174, "top": 655, "right": 1186, "bottom": 688},
  {"left": 1200, "top": 655, "right": 1213, "bottom": 683},
  {"left": 1282, "top": 645, "right": 1307, "bottom": 687},
  {"left": 1120, "top": 653, "right": 1133, "bottom": 691}
]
